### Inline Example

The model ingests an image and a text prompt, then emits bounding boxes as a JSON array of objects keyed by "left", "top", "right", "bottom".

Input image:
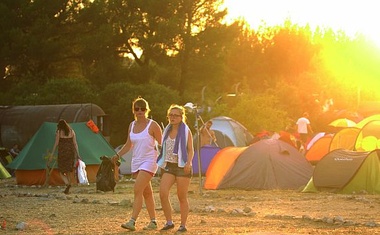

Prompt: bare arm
[
  {"left": 184, "top": 129, "right": 194, "bottom": 174},
  {"left": 210, "top": 130, "right": 217, "bottom": 142},
  {"left": 50, "top": 131, "right": 60, "bottom": 161},
  {"left": 72, "top": 130, "right": 80, "bottom": 159},
  {"left": 150, "top": 120, "right": 163, "bottom": 146},
  {"left": 112, "top": 122, "right": 133, "bottom": 162},
  {"left": 307, "top": 124, "right": 314, "bottom": 134}
]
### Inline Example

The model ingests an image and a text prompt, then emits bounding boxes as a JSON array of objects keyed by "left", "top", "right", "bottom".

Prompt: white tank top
[{"left": 129, "top": 119, "right": 158, "bottom": 173}]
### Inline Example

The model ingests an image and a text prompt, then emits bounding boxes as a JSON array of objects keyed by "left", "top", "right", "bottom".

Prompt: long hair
[
  {"left": 57, "top": 119, "right": 70, "bottom": 136},
  {"left": 132, "top": 96, "right": 151, "bottom": 118},
  {"left": 167, "top": 104, "right": 187, "bottom": 124}
]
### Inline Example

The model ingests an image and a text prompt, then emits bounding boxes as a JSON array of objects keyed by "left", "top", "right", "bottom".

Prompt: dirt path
[{"left": 0, "top": 177, "right": 380, "bottom": 234}]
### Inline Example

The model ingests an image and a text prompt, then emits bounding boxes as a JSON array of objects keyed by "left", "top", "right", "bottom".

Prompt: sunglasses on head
[{"left": 134, "top": 107, "right": 147, "bottom": 112}]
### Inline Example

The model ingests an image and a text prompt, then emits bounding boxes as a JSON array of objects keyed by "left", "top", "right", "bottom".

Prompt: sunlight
[{"left": 222, "top": 0, "right": 380, "bottom": 48}]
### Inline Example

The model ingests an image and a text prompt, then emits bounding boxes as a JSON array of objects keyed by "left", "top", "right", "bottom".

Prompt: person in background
[
  {"left": 200, "top": 120, "right": 217, "bottom": 147},
  {"left": 295, "top": 112, "right": 314, "bottom": 150},
  {"left": 50, "top": 119, "right": 80, "bottom": 194},
  {"left": 157, "top": 104, "right": 194, "bottom": 233},
  {"left": 112, "top": 97, "right": 162, "bottom": 231},
  {"left": 9, "top": 144, "right": 20, "bottom": 158}
]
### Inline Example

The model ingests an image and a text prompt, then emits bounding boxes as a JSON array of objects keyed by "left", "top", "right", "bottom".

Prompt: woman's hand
[
  {"left": 111, "top": 154, "right": 120, "bottom": 164},
  {"left": 184, "top": 162, "right": 192, "bottom": 174}
]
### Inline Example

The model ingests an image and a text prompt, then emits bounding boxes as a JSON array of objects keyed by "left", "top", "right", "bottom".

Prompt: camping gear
[
  {"left": 0, "top": 162, "right": 11, "bottom": 179},
  {"left": 7, "top": 122, "right": 116, "bottom": 185},
  {"left": 0, "top": 103, "right": 107, "bottom": 149},
  {"left": 204, "top": 139, "right": 313, "bottom": 190},
  {"left": 303, "top": 149, "right": 380, "bottom": 194},
  {"left": 355, "top": 114, "right": 380, "bottom": 129},
  {"left": 329, "top": 127, "right": 360, "bottom": 151},
  {"left": 192, "top": 146, "right": 221, "bottom": 175},
  {"left": 306, "top": 132, "right": 325, "bottom": 150},
  {"left": 96, "top": 156, "right": 116, "bottom": 192},
  {"left": 77, "top": 159, "right": 90, "bottom": 185},
  {"left": 206, "top": 116, "right": 253, "bottom": 148},
  {"left": 354, "top": 120, "right": 380, "bottom": 152},
  {"left": 0, "top": 148, "right": 13, "bottom": 177},
  {"left": 305, "top": 134, "right": 333, "bottom": 165},
  {"left": 328, "top": 118, "right": 356, "bottom": 128}
]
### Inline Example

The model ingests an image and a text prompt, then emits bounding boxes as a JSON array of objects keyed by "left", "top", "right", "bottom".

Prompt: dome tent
[
  {"left": 204, "top": 139, "right": 313, "bottom": 190},
  {"left": 303, "top": 149, "right": 380, "bottom": 194},
  {"left": 207, "top": 116, "right": 253, "bottom": 148},
  {"left": 7, "top": 122, "right": 116, "bottom": 186}
]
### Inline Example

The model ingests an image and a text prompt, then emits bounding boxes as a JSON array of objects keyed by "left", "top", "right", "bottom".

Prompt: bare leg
[
  {"left": 59, "top": 172, "right": 70, "bottom": 185},
  {"left": 131, "top": 171, "right": 153, "bottom": 220},
  {"left": 176, "top": 177, "right": 191, "bottom": 227},
  {"left": 143, "top": 181, "right": 156, "bottom": 220},
  {"left": 159, "top": 173, "right": 176, "bottom": 223},
  {"left": 60, "top": 172, "right": 72, "bottom": 194}
]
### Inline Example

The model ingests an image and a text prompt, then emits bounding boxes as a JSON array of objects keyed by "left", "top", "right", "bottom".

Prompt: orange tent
[
  {"left": 305, "top": 134, "right": 333, "bottom": 165},
  {"left": 204, "top": 147, "right": 247, "bottom": 189}
]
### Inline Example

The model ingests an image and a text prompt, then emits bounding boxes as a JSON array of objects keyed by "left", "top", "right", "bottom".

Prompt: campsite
[
  {"left": 2, "top": 1, "right": 380, "bottom": 233},
  {"left": 2, "top": 115, "right": 380, "bottom": 234}
]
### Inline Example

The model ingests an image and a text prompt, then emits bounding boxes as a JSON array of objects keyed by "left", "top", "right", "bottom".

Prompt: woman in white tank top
[
  {"left": 112, "top": 97, "right": 162, "bottom": 231},
  {"left": 129, "top": 119, "right": 158, "bottom": 174}
]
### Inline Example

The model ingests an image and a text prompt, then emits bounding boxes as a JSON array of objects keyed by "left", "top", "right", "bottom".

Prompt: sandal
[
  {"left": 160, "top": 223, "right": 174, "bottom": 231},
  {"left": 176, "top": 225, "right": 187, "bottom": 233}
]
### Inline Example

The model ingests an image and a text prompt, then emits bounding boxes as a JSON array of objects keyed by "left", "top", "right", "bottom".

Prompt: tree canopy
[{"left": 1, "top": 0, "right": 379, "bottom": 145}]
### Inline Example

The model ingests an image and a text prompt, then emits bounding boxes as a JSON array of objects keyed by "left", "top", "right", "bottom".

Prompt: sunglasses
[
  {"left": 134, "top": 107, "right": 147, "bottom": 112},
  {"left": 168, "top": 114, "right": 182, "bottom": 118}
]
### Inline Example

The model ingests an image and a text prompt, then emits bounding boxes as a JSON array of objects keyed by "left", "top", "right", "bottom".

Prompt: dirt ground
[{"left": 1, "top": 176, "right": 380, "bottom": 235}]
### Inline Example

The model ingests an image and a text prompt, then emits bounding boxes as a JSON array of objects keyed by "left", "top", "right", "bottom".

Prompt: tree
[
  {"left": 0, "top": 0, "right": 87, "bottom": 83},
  {"left": 97, "top": 81, "right": 181, "bottom": 145},
  {"left": 1, "top": 78, "right": 96, "bottom": 105},
  {"left": 211, "top": 88, "right": 289, "bottom": 134}
]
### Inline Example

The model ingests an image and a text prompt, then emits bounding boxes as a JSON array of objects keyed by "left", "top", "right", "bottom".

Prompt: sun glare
[{"left": 222, "top": 0, "right": 380, "bottom": 48}]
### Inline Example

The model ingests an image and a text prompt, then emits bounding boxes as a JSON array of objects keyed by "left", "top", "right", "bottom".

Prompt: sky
[{"left": 223, "top": 0, "right": 380, "bottom": 46}]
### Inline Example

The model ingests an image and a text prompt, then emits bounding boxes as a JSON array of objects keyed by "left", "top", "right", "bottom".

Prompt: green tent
[
  {"left": 0, "top": 147, "right": 13, "bottom": 178},
  {"left": 0, "top": 162, "right": 11, "bottom": 179},
  {"left": 7, "top": 122, "right": 116, "bottom": 185},
  {"left": 303, "top": 149, "right": 380, "bottom": 194}
]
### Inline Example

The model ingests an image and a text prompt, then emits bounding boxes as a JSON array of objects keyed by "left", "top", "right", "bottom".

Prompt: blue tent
[{"left": 192, "top": 146, "right": 221, "bottom": 175}]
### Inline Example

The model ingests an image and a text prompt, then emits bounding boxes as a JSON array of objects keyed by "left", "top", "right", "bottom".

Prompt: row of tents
[
  {"left": 2, "top": 115, "right": 380, "bottom": 195},
  {"left": 306, "top": 115, "right": 380, "bottom": 164},
  {"left": 1, "top": 116, "right": 250, "bottom": 185},
  {"left": 200, "top": 114, "right": 380, "bottom": 193}
]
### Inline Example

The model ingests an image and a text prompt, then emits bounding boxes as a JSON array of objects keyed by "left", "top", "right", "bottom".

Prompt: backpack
[{"left": 96, "top": 156, "right": 116, "bottom": 192}]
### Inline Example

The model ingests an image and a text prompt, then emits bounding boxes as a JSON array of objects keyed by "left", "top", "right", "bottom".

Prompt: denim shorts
[{"left": 161, "top": 162, "right": 192, "bottom": 178}]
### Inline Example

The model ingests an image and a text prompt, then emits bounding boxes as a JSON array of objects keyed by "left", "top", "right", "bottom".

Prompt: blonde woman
[
  {"left": 113, "top": 97, "right": 162, "bottom": 231},
  {"left": 157, "top": 104, "right": 194, "bottom": 233}
]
